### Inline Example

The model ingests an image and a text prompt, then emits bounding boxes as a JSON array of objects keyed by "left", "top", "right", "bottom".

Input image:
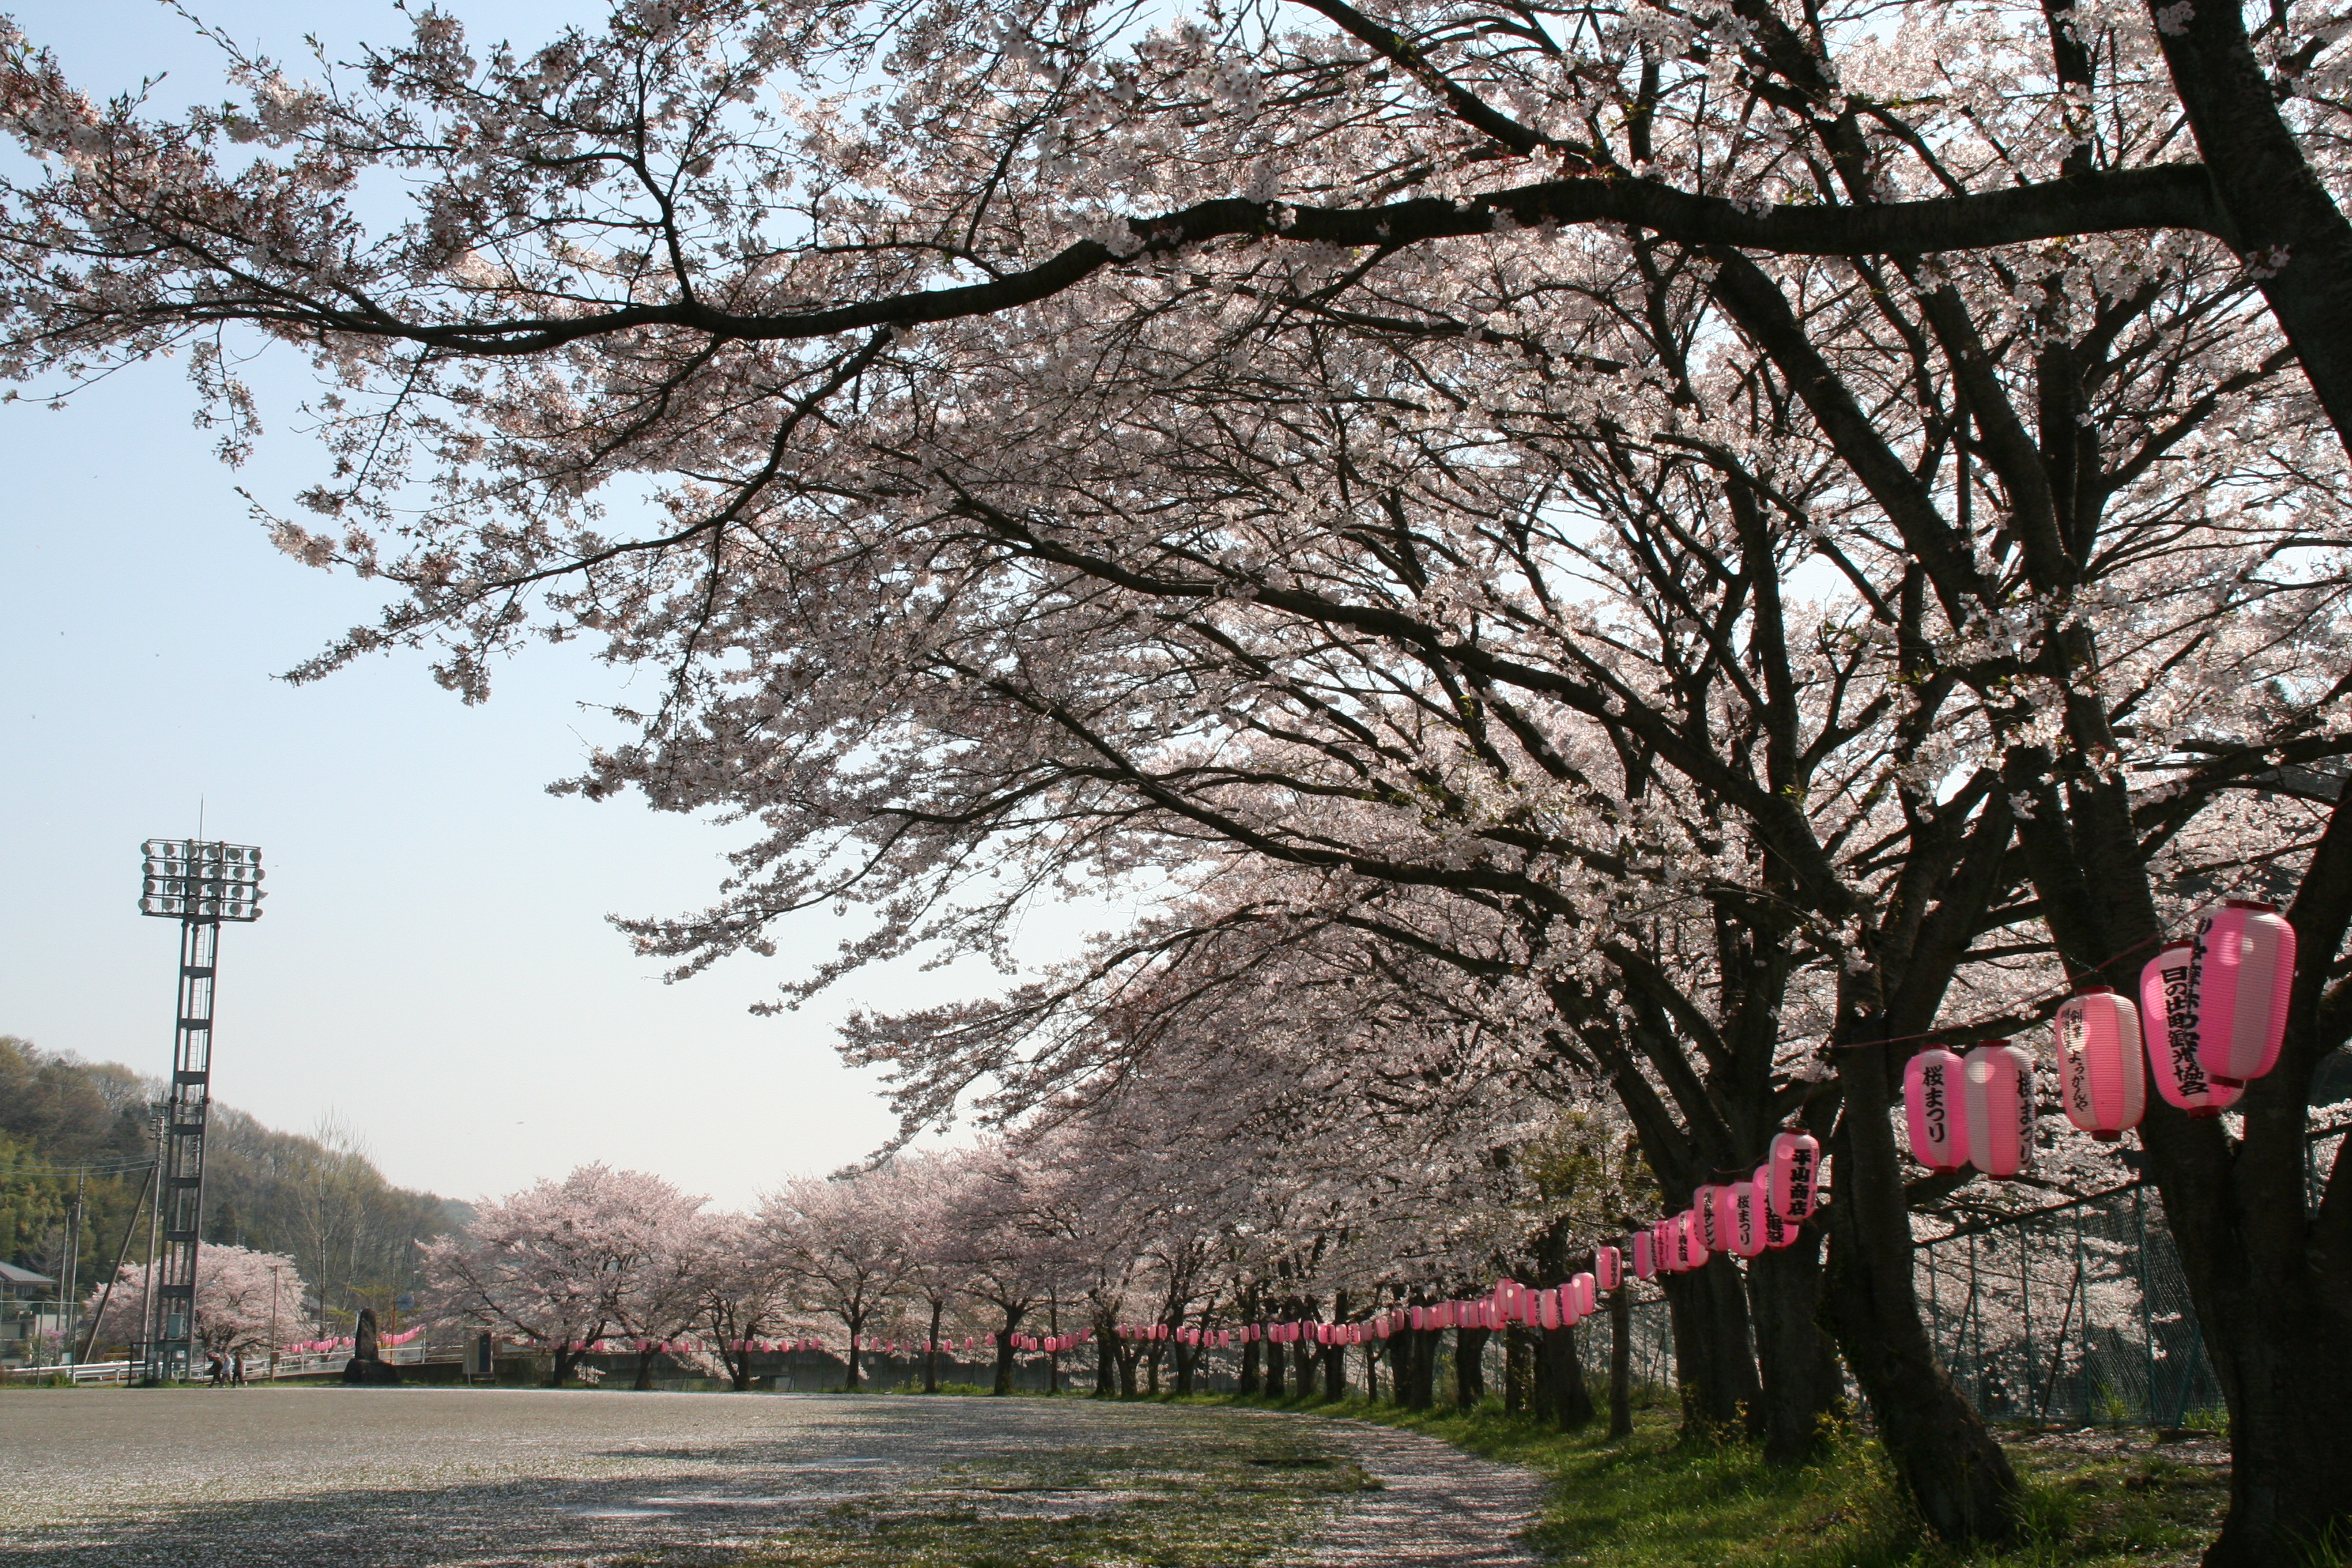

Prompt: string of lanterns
[
  {"left": 1900, "top": 900, "right": 2293, "bottom": 1172},
  {"left": 1621, "top": 1130, "right": 1824, "bottom": 1280}
]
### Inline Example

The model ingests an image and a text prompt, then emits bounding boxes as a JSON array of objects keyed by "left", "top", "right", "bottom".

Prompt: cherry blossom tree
[
  {"left": 85, "top": 1243, "right": 303, "bottom": 1360},
  {"left": 760, "top": 1171, "right": 911, "bottom": 1390},
  {"left": 684, "top": 1211, "right": 795, "bottom": 1389},
  {"left": 609, "top": 1203, "right": 719, "bottom": 1389},
  {"left": 932, "top": 1141, "right": 1087, "bottom": 1394},
  {"left": 419, "top": 1163, "right": 703, "bottom": 1386}
]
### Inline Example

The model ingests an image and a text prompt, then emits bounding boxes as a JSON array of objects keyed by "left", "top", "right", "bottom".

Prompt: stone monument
[{"left": 341, "top": 1307, "right": 403, "bottom": 1385}]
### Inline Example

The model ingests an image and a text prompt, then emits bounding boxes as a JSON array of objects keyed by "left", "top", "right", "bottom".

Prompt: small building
[{"left": 0, "top": 1261, "right": 65, "bottom": 1367}]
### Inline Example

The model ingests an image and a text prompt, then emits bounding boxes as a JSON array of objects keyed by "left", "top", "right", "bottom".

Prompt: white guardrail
[{"left": 18, "top": 1344, "right": 434, "bottom": 1384}]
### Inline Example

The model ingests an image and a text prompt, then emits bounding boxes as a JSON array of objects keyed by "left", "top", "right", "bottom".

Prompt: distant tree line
[{"left": 0, "top": 1036, "right": 465, "bottom": 1335}]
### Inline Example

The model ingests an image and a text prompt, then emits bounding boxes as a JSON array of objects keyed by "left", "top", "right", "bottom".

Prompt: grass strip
[{"left": 1191, "top": 1393, "right": 2232, "bottom": 1568}]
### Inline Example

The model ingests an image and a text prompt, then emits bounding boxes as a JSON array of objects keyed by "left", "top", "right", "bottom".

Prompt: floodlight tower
[{"left": 137, "top": 838, "right": 264, "bottom": 1382}]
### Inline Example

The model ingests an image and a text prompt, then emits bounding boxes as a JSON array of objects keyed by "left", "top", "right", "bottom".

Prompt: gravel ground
[{"left": 0, "top": 1389, "right": 1546, "bottom": 1567}]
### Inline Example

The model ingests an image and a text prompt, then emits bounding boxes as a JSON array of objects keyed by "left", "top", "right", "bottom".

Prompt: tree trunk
[
  {"left": 1321, "top": 1341, "right": 1345, "bottom": 1401},
  {"left": 1117, "top": 1342, "right": 1138, "bottom": 1397},
  {"left": 1821, "top": 1023, "right": 2022, "bottom": 1544},
  {"left": 925, "top": 1300, "right": 943, "bottom": 1394},
  {"left": 1405, "top": 1327, "right": 1437, "bottom": 1409},
  {"left": 845, "top": 1341, "right": 863, "bottom": 1392},
  {"left": 1542, "top": 1324, "right": 1595, "bottom": 1430},
  {"left": 2188, "top": 1261, "right": 2352, "bottom": 1567},
  {"left": 1504, "top": 1326, "right": 1527, "bottom": 1415},
  {"left": 1663, "top": 1261, "right": 1763, "bottom": 1438},
  {"left": 1609, "top": 1287, "right": 1633, "bottom": 1438},
  {"left": 1292, "top": 1338, "right": 1316, "bottom": 1401},
  {"left": 1240, "top": 1333, "right": 1262, "bottom": 1395},
  {"left": 1749, "top": 1230, "right": 1844, "bottom": 1463},
  {"left": 992, "top": 1324, "right": 1018, "bottom": 1396},
  {"left": 1454, "top": 1326, "right": 1488, "bottom": 1407},
  {"left": 634, "top": 1340, "right": 657, "bottom": 1392},
  {"left": 1174, "top": 1341, "right": 1195, "bottom": 1396},
  {"left": 1262, "top": 1337, "right": 1284, "bottom": 1398}
]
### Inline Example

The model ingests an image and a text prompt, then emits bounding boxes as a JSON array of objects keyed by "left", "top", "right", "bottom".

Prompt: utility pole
[
  {"left": 137, "top": 838, "right": 265, "bottom": 1382},
  {"left": 61, "top": 1167, "right": 84, "bottom": 1367},
  {"left": 268, "top": 1265, "right": 286, "bottom": 1382},
  {"left": 138, "top": 1102, "right": 165, "bottom": 1381}
]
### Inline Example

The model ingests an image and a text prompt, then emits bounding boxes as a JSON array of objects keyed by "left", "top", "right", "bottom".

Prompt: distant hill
[{"left": 1, "top": 1036, "right": 467, "bottom": 1335}]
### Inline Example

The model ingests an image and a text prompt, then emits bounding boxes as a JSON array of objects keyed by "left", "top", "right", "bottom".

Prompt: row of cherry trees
[{"left": 5, "top": 0, "right": 2352, "bottom": 1559}]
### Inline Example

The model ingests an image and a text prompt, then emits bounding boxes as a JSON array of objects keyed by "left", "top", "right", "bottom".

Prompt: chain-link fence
[
  {"left": 1916, "top": 1183, "right": 2221, "bottom": 1427},
  {"left": 1910, "top": 1120, "right": 2342, "bottom": 1428}
]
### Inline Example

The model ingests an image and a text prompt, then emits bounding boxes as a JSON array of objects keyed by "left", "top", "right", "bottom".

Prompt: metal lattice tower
[{"left": 138, "top": 839, "right": 264, "bottom": 1382}]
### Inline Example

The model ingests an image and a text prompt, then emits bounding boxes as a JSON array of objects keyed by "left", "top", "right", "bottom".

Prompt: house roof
[{"left": 0, "top": 1261, "right": 57, "bottom": 1288}]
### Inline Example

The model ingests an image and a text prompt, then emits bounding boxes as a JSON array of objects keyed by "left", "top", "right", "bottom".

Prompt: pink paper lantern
[
  {"left": 2191, "top": 900, "right": 2296, "bottom": 1087},
  {"left": 1594, "top": 1244, "right": 1622, "bottom": 1292},
  {"left": 1631, "top": 1231, "right": 1655, "bottom": 1279},
  {"left": 1728, "top": 1179, "right": 1765, "bottom": 1258},
  {"left": 1904, "top": 1046, "right": 1968, "bottom": 1173},
  {"left": 2055, "top": 985, "right": 2146, "bottom": 1140},
  {"left": 1537, "top": 1289, "right": 1560, "bottom": 1330},
  {"left": 1694, "top": 1185, "right": 1722, "bottom": 1252},
  {"left": 1570, "top": 1272, "right": 1597, "bottom": 1316},
  {"left": 2141, "top": 941, "right": 2241, "bottom": 1117},
  {"left": 1961, "top": 1040, "right": 2036, "bottom": 1177},
  {"left": 1768, "top": 1131, "right": 1821, "bottom": 1218},
  {"left": 1680, "top": 1209, "right": 1710, "bottom": 1271},
  {"left": 1761, "top": 1196, "right": 1794, "bottom": 1250}
]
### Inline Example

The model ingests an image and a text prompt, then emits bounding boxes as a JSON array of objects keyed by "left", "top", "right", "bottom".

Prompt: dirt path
[{"left": 1290, "top": 1416, "right": 1548, "bottom": 1566}]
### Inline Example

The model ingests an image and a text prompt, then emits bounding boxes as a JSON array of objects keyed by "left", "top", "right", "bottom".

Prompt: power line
[{"left": 0, "top": 1159, "right": 158, "bottom": 1177}]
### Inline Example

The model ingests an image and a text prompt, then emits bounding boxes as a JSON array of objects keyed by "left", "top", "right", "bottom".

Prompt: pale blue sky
[{"left": 0, "top": 0, "right": 1087, "bottom": 1208}]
